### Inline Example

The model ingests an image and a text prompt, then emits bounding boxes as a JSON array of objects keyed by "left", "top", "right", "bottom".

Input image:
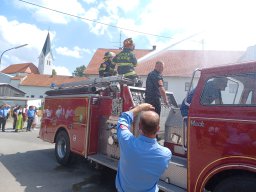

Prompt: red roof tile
[
  {"left": 85, "top": 48, "right": 153, "bottom": 75},
  {"left": 136, "top": 50, "right": 244, "bottom": 77},
  {"left": 1, "top": 63, "right": 39, "bottom": 74},
  {"left": 20, "top": 74, "right": 87, "bottom": 87}
]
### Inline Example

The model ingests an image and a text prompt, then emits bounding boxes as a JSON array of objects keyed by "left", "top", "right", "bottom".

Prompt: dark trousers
[
  {"left": 0, "top": 117, "right": 7, "bottom": 131},
  {"left": 27, "top": 117, "right": 34, "bottom": 131},
  {"left": 145, "top": 97, "right": 161, "bottom": 116},
  {"left": 13, "top": 116, "right": 17, "bottom": 129}
]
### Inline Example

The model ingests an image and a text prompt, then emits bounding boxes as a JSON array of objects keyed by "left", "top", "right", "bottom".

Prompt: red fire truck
[{"left": 39, "top": 61, "right": 256, "bottom": 192}]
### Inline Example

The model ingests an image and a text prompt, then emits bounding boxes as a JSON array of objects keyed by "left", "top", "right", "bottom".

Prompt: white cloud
[
  {"left": 53, "top": 65, "right": 71, "bottom": 76},
  {"left": 15, "top": 0, "right": 86, "bottom": 24},
  {"left": 55, "top": 46, "right": 92, "bottom": 58},
  {"left": 103, "top": 0, "right": 140, "bottom": 14},
  {"left": 0, "top": 16, "right": 53, "bottom": 52},
  {"left": 0, "top": 16, "right": 56, "bottom": 66},
  {"left": 82, "top": 0, "right": 96, "bottom": 4},
  {"left": 131, "top": 0, "right": 256, "bottom": 51}
]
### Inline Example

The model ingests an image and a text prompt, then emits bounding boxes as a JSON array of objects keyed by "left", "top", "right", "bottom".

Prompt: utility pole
[{"left": 119, "top": 31, "right": 122, "bottom": 49}]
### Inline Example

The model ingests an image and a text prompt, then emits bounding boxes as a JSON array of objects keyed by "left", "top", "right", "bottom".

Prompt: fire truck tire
[
  {"left": 213, "top": 175, "right": 256, "bottom": 192},
  {"left": 55, "top": 131, "right": 72, "bottom": 165}
]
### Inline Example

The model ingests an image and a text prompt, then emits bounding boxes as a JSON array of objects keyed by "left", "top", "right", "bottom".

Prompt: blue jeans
[{"left": 27, "top": 117, "right": 34, "bottom": 131}]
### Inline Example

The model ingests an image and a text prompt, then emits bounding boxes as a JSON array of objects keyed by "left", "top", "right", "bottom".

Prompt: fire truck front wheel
[
  {"left": 55, "top": 131, "right": 72, "bottom": 165},
  {"left": 213, "top": 175, "right": 256, "bottom": 192}
]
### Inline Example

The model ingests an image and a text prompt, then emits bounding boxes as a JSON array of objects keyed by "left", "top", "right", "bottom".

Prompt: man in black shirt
[{"left": 145, "top": 61, "right": 169, "bottom": 115}]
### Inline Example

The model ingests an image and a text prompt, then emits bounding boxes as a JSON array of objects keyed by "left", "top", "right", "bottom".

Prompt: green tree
[
  {"left": 73, "top": 65, "right": 86, "bottom": 77},
  {"left": 52, "top": 69, "right": 57, "bottom": 75}
]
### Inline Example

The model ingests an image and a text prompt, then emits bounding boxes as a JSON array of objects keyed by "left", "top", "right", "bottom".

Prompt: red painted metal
[{"left": 187, "top": 62, "right": 256, "bottom": 191}]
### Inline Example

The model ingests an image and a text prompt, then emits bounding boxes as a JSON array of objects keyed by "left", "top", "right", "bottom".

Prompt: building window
[
  {"left": 31, "top": 95, "right": 35, "bottom": 98},
  {"left": 185, "top": 82, "right": 190, "bottom": 91},
  {"left": 163, "top": 81, "right": 168, "bottom": 90}
]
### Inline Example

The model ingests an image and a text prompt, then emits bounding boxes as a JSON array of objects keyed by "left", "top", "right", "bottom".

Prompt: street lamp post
[{"left": 0, "top": 44, "right": 28, "bottom": 66}]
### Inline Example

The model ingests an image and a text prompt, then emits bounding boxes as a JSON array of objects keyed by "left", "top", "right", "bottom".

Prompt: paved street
[{"left": 0, "top": 119, "right": 116, "bottom": 192}]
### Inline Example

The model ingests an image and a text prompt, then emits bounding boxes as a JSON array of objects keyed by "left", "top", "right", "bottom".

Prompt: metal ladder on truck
[
  {"left": 59, "top": 75, "right": 134, "bottom": 89},
  {"left": 45, "top": 75, "right": 134, "bottom": 96}
]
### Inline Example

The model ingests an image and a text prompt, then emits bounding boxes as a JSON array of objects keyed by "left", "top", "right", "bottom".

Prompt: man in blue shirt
[
  {"left": 116, "top": 103, "right": 172, "bottom": 192},
  {"left": 0, "top": 104, "right": 10, "bottom": 132},
  {"left": 26, "top": 106, "right": 36, "bottom": 131}
]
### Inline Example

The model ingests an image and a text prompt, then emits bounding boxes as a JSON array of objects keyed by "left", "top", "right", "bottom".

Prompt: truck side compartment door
[{"left": 66, "top": 98, "right": 89, "bottom": 156}]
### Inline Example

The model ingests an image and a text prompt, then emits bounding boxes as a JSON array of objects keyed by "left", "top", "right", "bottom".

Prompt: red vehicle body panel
[
  {"left": 87, "top": 97, "right": 113, "bottom": 155},
  {"left": 40, "top": 96, "right": 90, "bottom": 155},
  {"left": 40, "top": 85, "right": 134, "bottom": 157},
  {"left": 187, "top": 62, "right": 256, "bottom": 191}
]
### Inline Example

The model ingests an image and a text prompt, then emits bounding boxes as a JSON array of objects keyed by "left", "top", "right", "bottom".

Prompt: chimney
[{"left": 152, "top": 45, "right": 156, "bottom": 50}]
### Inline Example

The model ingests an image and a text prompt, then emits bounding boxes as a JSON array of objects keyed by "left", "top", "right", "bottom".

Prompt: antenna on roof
[
  {"left": 111, "top": 31, "right": 123, "bottom": 49},
  {"left": 119, "top": 31, "right": 122, "bottom": 49}
]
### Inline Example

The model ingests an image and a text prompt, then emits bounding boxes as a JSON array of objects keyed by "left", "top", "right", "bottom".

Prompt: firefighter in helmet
[
  {"left": 98, "top": 51, "right": 116, "bottom": 77},
  {"left": 112, "top": 38, "right": 139, "bottom": 83}
]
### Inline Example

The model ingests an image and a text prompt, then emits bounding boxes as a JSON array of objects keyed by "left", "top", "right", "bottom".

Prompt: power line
[{"left": 18, "top": 0, "right": 173, "bottom": 39}]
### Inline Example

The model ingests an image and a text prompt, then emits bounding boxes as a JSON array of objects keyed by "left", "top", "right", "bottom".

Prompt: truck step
[
  {"left": 158, "top": 180, "right": 186, "bottom": 192},
  {"left": 160, "top": 155, "right": 187, "bottom": 189},
  {"left": 88, "top": 153, "right": 118, "bottom": 171},
  {"left": 88, "top": 153, "right": 187, "bottom": 192}
]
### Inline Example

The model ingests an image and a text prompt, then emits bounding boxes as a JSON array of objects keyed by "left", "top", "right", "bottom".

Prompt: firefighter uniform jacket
[
  {"left": 112, "top": 48, "right": 137, "bottom": 79},
  {"left": 98, "top": 60, "right": 116, "bottom": 77}
]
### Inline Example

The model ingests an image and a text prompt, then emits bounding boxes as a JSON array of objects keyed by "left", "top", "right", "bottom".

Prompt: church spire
[
  {"left": 42, "top": 32, "right": 52, "bottom": 56},
  {"left": 38, "top": 32, "right": 53, "bottom": 75}
]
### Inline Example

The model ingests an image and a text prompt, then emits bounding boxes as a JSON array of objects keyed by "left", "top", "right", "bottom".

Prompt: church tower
[{"left": 38, "top": 32, "right": 53, "bottom": 75}]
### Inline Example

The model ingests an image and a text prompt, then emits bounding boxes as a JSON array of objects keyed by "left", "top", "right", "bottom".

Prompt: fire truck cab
[{"left": 40, "top": 61, "right": 256, "bottom": 192}]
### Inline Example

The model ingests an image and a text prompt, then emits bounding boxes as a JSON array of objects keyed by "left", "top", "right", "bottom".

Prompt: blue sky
[{"left": 1, "top": 0, "right": 256, "bottom": 75}]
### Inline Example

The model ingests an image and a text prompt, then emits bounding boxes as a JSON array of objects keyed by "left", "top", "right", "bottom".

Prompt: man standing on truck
[
  {"left": 112, "top": 38, "right": 139, "bottom": 83},
  {"left": 116, "top": 103, "right": 172, "bottom": 192},
  {"left": 98, "top": 51, "right": 116, "bottom": 77},
  {"left": 145, "top": 61, "right": 169, "bottom": 116}
]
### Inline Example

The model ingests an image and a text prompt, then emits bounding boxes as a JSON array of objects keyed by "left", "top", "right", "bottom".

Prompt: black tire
[
  {"left": 213, "top": 175, "right": 256, "bottom": 192},
  {"left": 55, "top": 131, "right": 72, "bottom": 165}
]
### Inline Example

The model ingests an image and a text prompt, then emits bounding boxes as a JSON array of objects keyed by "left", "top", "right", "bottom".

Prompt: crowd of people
[{"left": 0, "top": 104, "right": 39, "bottom": 132}]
